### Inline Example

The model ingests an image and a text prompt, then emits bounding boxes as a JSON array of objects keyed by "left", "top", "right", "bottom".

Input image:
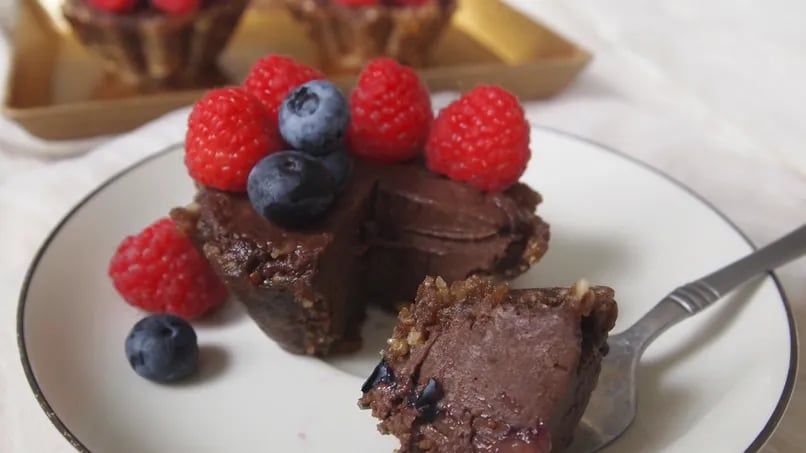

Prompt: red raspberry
[
  {"left": 347, "top": 58, "right": 432, "bottom": 163},
  {"left": 185, "top": 87, "right": 283, "bottom": 192},
  {"left": 152, "top": 0, "right": 200, "bottom": 15},
  {"left": 89, "top": 0, "right": 136, "bottom": 13},
  {"left": 108, "top": 218, "right": 227, "bottom": 319},
  {"left": 242, "top": 55, "right": 325, "bottom": 124},
  {"left": 425, "top": 86, "right": 531, "bottom": 192}
]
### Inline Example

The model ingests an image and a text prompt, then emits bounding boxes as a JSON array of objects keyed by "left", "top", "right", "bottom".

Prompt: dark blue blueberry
[
  {"left": 125, "top": 314, "right": 198, "bottom": 382},
  {"left": 247, "top": 151, "right": 337, "bottom": 227},
  {"left": 361, "top": 359, "right": 395, "bottom": 393},
  {"left": 321, "top": 150, "right": 354, "bottom": 192},
  {"left": 279, "top": 80, "right": 350, "bottom": 156},
  {"left": 415, "top": 378, "right": 442, "bottom": 423}
]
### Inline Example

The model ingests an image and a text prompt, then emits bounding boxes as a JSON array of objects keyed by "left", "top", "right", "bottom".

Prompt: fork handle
[
  {"left": 701, "top": 224, "right": 806, "bottom": 298},
  {"left": 622, "top": 224, "right": 806, "bottom": 351}
]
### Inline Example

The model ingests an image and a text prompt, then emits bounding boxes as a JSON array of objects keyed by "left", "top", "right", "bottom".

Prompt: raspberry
[
  {"left": 185, "top": 86, "right": 283, "bottom": 192},
  {"left": 347, "top": 58, "right": 432, "bottom": 163},
  {"left": 89, "top": 0, "right": 136, "bottom": 13},
  {"left": 152, "top": 0, "right": 200, "bottom": 15},
  {"left": 425, "top": 86, "right": 531, "bottom": 192},
  {"left": 242, "top": 55, "right": 325, "bottom": 125},
  {"left": 108, "top": 218, "right": 227, "bottom": 319}
]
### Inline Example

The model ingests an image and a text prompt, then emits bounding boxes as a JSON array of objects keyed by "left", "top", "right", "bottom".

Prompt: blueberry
[
  {"left": 125, "top": 314, "right": 198, "bottom": 382},
  {"left": 321, "top": 150, "right": 354, "bottom": 192},
  {"left": 279, "top": 80, "right": 350, "bottom": 155},
  {"left": 361, "top": 359, "right": 395, "bottom": 393},
  {"left": 414, "top": 378, "right": 443, "bottom": 423},
  {"left": 247, "top": 151, "right": 337, "bottom": 227}
]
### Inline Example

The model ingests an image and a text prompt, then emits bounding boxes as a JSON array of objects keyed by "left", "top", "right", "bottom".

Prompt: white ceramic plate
[{"left": 18, "top": 128, "right": 796, "bottom": 453}]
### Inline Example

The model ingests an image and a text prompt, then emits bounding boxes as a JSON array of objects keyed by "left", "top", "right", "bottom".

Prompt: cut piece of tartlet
[
  {"left": 283, "top": 0, "right": 457, "bottom": 72},
  {"left": 171, "top": 158, "right": 549, "bottom": 356},
  {"left": 62, "top": 0, "right": 248, "bottom": 88},
  {"left": 359, "top": 276, "right": 618, "bottom": 453}
]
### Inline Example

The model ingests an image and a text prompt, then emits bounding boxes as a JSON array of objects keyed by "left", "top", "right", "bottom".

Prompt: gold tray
[{"left": 4, "top": 0, "right": 591, "bottom": 141}]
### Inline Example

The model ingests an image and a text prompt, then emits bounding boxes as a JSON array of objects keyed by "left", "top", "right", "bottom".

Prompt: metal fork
[{"left": 568, "top": 224, "right": 806, "bottom": 453}]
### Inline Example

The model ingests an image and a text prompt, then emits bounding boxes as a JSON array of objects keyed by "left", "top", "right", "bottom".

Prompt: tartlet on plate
[
  {"left": 168, "top": 55, "right": 548, "bottom": 356},
  {"left": 171, "top": 158, "right": 549, "bottom": 356}
]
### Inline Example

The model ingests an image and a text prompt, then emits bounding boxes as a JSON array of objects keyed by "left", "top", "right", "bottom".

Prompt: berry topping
[
  {"left": 108, "top": 218, "right": 227, "bottom": 319},
  {"left": 243, "top": 55, "right": 325, "bottom": 125},
  {"left": 152, "top": 0, "right": 200, "bottom": 15},
  {"left": 347, "top": 58, "right": 433, "bottom": 163},
  {"left": 361, "top": 359, "right": 395, "bottom": 393},
  {"left": 414, "top": 378, "right": 443, "bottom": 422},
  {"left": 279, "top": 80, "right": 350, "bottom": 155},
  {"left": 88, "top": 0, "right": 137, "bottom": 13},
  {"left": 247, "top": 151, "right": 337, "bottom": 227},
  {"left": 321, "top": 150, "right": 354, "bottom": 192},
  {"left": 425, "top": 86, "right": 531, "bottom": 192},
  {"left": 125, "top": 314, "right": 199, "bottom": 382},
  {"left": 185, "top": 87, "right": 283, "bottom": 192}
]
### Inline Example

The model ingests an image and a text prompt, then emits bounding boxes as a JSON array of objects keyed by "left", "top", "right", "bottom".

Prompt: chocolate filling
[{"left": 171, "top": 158, "right": 550, "bottom": 355}]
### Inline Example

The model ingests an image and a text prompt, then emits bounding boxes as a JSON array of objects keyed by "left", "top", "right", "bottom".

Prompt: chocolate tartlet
[
  {"left": 359, "top": 276, "right": 618, "bottom": 453},
  {"left": 63, "top": 0, "right": 248, "bottom": 87},
  {"left": 171, "top": 158, "right": 549, "bottom": 356},
  {"left": 283, "top": 0, "right": 457, "bottom": 72}
]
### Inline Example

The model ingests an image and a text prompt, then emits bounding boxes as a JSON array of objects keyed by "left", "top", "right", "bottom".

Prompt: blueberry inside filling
[{"left": 361, "top": 359, "right": 395, "bottom": 393}]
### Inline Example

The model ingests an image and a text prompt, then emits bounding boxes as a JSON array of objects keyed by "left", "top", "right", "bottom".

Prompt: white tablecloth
[{"left": 1, "top": 1, "right": 804, "bottom": 452}]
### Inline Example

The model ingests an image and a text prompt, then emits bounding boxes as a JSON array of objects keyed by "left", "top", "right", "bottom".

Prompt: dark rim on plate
[{"left": 16, "top": 129, "right": 799, "bottom": 453}]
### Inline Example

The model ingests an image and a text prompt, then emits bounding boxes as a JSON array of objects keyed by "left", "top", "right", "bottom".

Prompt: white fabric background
[{"left": 0, "top": 0, "right": 804, "bottom": 451}]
